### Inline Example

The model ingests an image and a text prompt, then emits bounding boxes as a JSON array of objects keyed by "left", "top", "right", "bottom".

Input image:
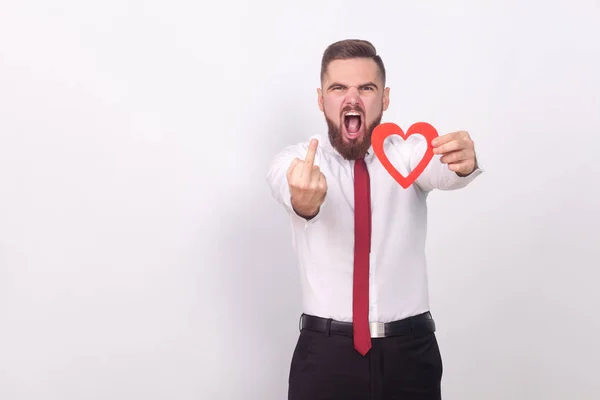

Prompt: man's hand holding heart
[{"left": 432, "top": 130, "right": 478, "bottom": 177}]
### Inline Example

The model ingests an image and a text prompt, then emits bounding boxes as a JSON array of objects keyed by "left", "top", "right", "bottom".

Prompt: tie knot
[{"left": 355, "top": 158, "right": 367, "bottom": 171}]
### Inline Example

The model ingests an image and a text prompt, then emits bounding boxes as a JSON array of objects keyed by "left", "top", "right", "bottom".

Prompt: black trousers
[{"left": 288, "top": 315, "right": 443, "bottom": 400}]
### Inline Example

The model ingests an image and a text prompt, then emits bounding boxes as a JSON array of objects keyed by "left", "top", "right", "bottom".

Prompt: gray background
[{"left": 1, "top": 0, "right": 598, "bottom": 399}]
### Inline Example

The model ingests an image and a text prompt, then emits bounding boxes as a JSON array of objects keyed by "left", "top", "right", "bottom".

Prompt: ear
[
  {"left": 382, "top": 87, "right": 390, "bottom": 111},
  {"left": 317, "top": 88, "right": 324, "bottom": 112}
]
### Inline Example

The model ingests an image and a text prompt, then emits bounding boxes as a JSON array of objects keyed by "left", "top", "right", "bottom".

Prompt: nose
[{"left": 345, "top": 86, "right": 361, "bottom": 105}]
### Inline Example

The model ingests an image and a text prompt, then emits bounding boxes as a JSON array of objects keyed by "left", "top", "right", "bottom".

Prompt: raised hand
[
  {"left": 432, "top": 131, "right": 478, "bottom": 176},
  {"left": 286, "top": 139, "right": 328, "bottom": 218}
]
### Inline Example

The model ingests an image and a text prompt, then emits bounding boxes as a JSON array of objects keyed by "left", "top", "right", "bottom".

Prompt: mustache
[{"left": 341, "top": 105, "right": 364, "bottom": 114}]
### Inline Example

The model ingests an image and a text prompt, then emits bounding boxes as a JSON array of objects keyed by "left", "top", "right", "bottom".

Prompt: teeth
[{"left": 345, "top": 111, "right": 360, "bottom": 116}]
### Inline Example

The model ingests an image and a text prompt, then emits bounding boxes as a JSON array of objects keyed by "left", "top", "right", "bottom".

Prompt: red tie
[{"left": 353, "top": 158, "right": 372, "bottom": 356}]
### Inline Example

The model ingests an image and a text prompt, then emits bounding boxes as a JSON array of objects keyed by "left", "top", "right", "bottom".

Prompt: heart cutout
[{"left": 371, "top": 122, "right": 439, "bottom": 188}]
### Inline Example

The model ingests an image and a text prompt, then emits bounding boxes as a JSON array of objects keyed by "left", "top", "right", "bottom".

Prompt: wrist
[
  {"left": 291, "top": 198, "right": 319, "bottom": 220},
  {"left": 457, "top": 157, "right": 478, "bottom": 177}
]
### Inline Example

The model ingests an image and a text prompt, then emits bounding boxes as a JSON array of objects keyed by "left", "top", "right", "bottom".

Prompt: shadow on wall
[
  {"left": 209, "top": 170, "right": 303, "bottom": 398},
  {"left": 194, "top": 96, "right": 318, "bottom": 398}
]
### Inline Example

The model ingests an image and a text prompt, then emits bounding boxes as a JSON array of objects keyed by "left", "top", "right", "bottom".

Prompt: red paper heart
[{"left": 371, "top": 122, "right": 439, "bottom": 189}]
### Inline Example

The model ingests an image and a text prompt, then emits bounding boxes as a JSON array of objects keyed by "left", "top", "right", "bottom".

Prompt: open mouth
[{"left": 343, "top": 111, "right": 362, "bottom": 139}]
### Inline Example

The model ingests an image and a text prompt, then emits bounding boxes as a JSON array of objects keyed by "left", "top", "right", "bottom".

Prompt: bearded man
[{"left": 266, "top": 39, "right": 483, "bottom": 400}]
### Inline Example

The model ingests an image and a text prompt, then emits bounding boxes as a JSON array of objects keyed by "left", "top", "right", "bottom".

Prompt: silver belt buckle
[{"left": 369, "top": 322, "right": 386, "bottom": 338}]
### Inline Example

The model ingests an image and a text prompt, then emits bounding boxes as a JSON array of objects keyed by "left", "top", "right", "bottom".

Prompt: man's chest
[{"left": 320, "top": 157, "right": 425, "bottom": 217}]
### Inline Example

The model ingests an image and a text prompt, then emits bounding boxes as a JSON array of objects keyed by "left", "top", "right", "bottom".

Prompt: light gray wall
[{"left": 1, "top": 1, "right": 598, "bottom": 399}]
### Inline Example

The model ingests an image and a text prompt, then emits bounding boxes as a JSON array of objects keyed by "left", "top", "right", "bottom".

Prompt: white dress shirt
[{"left": 267, "top": 133, "right": 483, "bottom": 323}]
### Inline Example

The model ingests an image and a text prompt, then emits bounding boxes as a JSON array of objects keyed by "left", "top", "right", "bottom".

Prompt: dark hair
[{"left": 320, "top": 39, "right": 386, "bottom": 85}]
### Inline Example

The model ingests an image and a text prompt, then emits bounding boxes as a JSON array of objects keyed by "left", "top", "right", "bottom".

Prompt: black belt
[{"left": 299, "top": 312, "right": 436, "bottom": 338}]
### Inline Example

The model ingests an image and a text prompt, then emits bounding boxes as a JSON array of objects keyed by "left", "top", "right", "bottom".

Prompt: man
[{"left": 266, "top": 39, "right": 482, "bottom": 400}]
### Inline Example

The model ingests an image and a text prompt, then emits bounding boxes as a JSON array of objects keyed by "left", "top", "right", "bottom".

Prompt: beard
[{"left": 325, "top": 110, "right": 383, "bottom": 160}]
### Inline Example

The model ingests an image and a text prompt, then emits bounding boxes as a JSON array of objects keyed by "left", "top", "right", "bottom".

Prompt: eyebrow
[{"left": 327, "top": 81, "right": 379, "bottom": 91}]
